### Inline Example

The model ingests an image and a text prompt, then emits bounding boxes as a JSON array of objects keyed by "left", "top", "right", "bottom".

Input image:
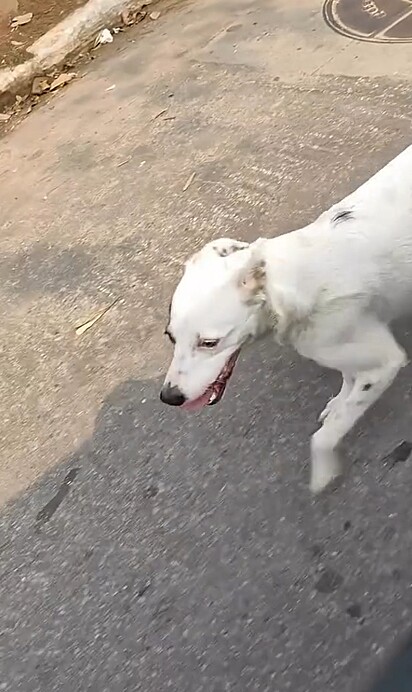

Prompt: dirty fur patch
[{"left": 332, "top": 209, "right": 353, "bottom": 224}]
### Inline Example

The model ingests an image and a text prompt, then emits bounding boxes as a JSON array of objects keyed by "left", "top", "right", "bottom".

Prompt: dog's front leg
[
  {"left": 318, "top": 372, "right": 354, "bottom": 422},
  {"left": 309, "top": 322, "right": 407, "bottom": 493}
]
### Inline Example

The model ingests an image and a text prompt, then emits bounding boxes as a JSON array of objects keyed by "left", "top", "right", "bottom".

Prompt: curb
[{"left": 0, "top": 0, "right": 157, "bottom": 106}]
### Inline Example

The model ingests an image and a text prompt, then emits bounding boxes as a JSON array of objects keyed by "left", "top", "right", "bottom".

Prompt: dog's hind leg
[
  {"left": 318, "top": 372, "right": 354, "bottom": 422},
  {"left": 309, "top": 319, "right": 407, "bottom": 493}
]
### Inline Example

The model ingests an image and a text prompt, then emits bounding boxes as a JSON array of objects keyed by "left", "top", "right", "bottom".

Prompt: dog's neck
[{"left": 250, "top": 237, "right": 310, "bottom": 345}]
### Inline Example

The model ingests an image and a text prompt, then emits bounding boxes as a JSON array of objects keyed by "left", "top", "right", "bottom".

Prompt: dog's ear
[
  {"left": 210, "top": 238, "right": 249, "bottom": 258},
  {"left": 238, "top": 259, "right": 266, "bottom": 304},
  {"left": 187, "top": 238, "right": 249, "bottom": 266}
]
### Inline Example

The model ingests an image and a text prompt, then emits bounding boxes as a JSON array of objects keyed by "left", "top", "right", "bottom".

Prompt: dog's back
[
  {"left": 264, "top": 144, "right": 412, "bottom": 322},
  {"left": 328, "top": 143, "right": 412, "bottom": 318}
]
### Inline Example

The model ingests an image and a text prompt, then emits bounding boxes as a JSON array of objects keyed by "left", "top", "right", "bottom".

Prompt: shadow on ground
[{"left": 1, "top": 327, "right": 412, "bottom": 691}]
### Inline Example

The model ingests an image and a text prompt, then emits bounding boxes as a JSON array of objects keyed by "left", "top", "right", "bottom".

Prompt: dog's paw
[
  {"left": 310, "top": 445, "right": 343, "bottom": 494},
  {"left": 310, "top": 470, "right": 343, "bottom": 495}
]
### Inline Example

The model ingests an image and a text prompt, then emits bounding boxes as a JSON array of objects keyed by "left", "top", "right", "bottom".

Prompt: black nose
[{"left": 160, "top": 384, "right": 186, "bottom": 406}]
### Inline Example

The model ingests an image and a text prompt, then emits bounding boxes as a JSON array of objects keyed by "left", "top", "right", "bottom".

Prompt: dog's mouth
[{"left": 182, "top": 349, "right": 240, "bottom": 412}]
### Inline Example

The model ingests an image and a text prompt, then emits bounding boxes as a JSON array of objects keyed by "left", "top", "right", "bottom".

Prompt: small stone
[
  {"left": 31, "top": 76, "right": 50, "bottom": 95},
  {"left": 10, "top": 12, "right": 33, "bottom": 28},
  {"left": 49, "top": 72, "right": 76, "bottom": 91}
]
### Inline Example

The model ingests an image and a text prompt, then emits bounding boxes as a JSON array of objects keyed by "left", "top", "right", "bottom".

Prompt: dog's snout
[{"left": 160, "top": 384, "right": 186, "bottom": 407}]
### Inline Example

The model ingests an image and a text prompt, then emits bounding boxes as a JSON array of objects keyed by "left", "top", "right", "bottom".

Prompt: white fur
[{"left": 163, "top": 145, "right": 412, "bottom": 492}]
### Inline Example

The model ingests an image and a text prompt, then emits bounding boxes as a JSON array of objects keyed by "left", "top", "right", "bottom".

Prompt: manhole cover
[{"left": 323, "top": 0, "right": 412, "bottom": 43}]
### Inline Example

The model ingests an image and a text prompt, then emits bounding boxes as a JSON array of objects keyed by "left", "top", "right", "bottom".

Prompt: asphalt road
[{"left": 1, "top": 1, "right": 412, "bottom": 691}]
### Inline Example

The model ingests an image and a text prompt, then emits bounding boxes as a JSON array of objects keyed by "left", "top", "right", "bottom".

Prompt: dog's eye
[{"left": 198, "top": 338, "right": 220, "bottom": 349}]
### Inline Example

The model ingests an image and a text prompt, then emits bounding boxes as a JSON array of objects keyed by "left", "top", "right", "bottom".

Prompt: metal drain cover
[{"left": 323, "top": 0, "right": 412, "bottom": 43}]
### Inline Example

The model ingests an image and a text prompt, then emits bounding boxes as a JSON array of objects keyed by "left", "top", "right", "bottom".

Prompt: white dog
[{"left": 160, "top": 145, "right": 412, "bottom": 492}]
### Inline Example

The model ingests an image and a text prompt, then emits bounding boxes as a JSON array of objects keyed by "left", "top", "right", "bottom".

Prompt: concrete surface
[
  {"left": 1, "top": 0, "right": 412, "bottom": 690},
  {"left": 0, "top": 0, "right": 159, "bottom": 104}
]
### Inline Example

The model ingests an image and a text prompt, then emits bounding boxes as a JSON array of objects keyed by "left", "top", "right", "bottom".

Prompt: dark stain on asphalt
[
  {"left": 381, "top": 441, "right": 412, "bottom": 480},
  {"left": 143, "top": 484, "right": 159, "bottom": 499},
  {"left": 35, "top": 468, "right": 80, "bottom": 526},
  {"left": 386, "top": 441, "right": 412, "bottom": 465},
  {"left": 314, "top": 567, "right": 343, "bottom": 594},
  {"left": 346, "top": 603, "right": 362, "bottom": 620},
  {"left": 137, "top": 580, "right": 152, "bottom": 599},
  {"left": 310, "top": 543, "right": 325, "bottom": 559}
]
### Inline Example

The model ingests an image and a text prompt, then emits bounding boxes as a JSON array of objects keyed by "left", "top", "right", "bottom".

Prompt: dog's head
[{"left": 160, "top": 238, "right": 268, "bottom": 411}]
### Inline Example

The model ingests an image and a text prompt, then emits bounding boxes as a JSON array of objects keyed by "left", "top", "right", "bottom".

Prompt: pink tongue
[{"left": 181, "top": 390, "right": 211, "bottom": 412}]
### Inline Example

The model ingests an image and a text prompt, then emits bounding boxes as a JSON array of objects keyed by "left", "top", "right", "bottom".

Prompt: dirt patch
[
  {"left": 0, "top": 0, "right": 87, "bottom": 69},
  {"left": 0, "top": 0, "right": 171, "bottom": 129}
]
